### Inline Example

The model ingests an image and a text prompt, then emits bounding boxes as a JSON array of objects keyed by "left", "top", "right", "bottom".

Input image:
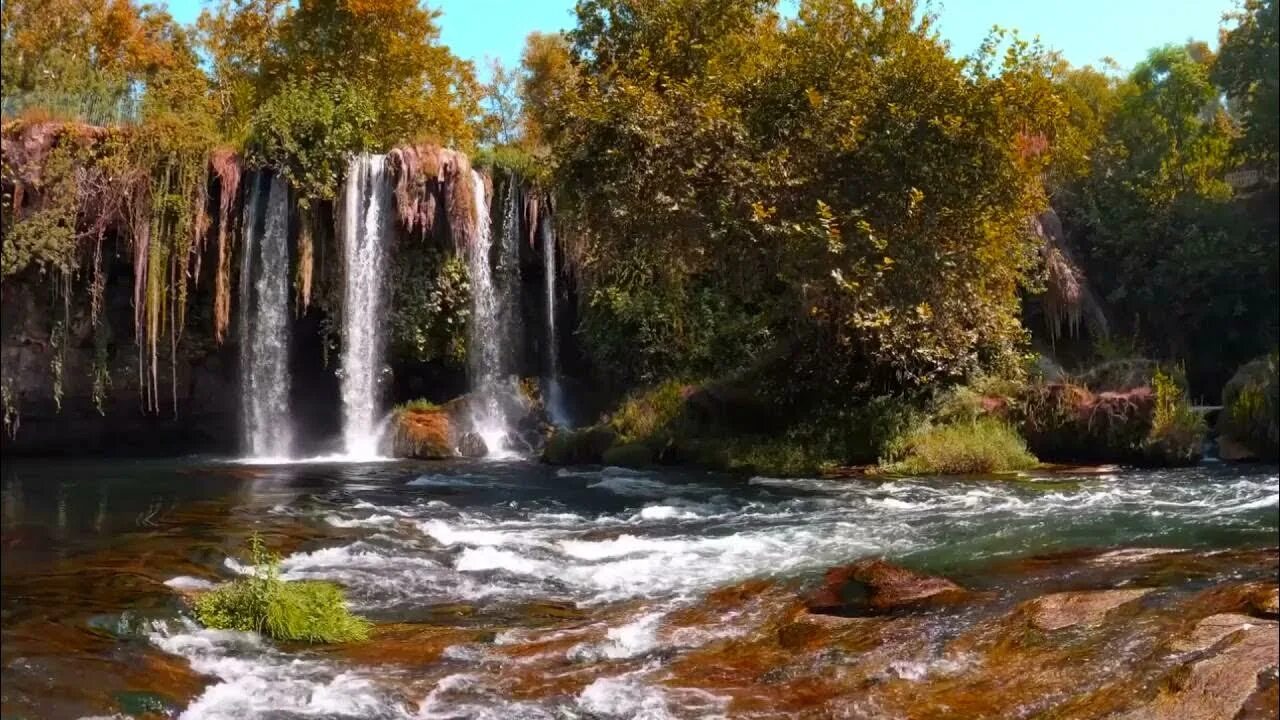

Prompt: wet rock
[
  {"left": 777, "top": 621, "right": 825, "bottom": 650},
  {"left": 1121, "top": 615, "right": 1279, "bottom": 720},
  {"left": 1023, "top": 588, "right": 1152, "bottom": 631},
  {"left": 1249, "top": 585, "right": 1279, "bottom": 617},
  {"left": 600, "top": 442, "right": 653, "bottom": 468},
  {"left": 807, "top": 559, "right": 968, "bottom": 615},
  {"left": 542, "top": 425, "right": 617, "bottom": 465},
  {"left": 391, "top": 404, "right": 455, "bottom": 459},
  {"left": 1172, "top": 613, "right": 1271, "bottom": 653},
  {"left": 457, "top": 431, "right": 488, "bottom": 458}
]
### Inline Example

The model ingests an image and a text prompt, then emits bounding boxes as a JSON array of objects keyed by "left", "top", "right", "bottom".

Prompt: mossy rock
[
  {"left": 543, "top": 425, "right": 618, "bottom": 465},
  {"left": 601, "top": 442, "right": 654, "bottom": 468},
  {"left": 1218, "top": 354, "right": 1279, "bottom": 461},
  {"left": 391, "top": 402, "right": 455, "bottom": 459}
]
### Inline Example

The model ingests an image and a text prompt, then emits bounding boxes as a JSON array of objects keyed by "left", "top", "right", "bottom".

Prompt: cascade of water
[
  {"left": 467, "top": 169, "right": 517, "bottom": 457},
  {"left": 338, "top": 154, "right": 392, "bottom": 458},
  {"left": 238, "top": 173, "right": 294, "bottom": 458},
  {"left": 541, "top": 217, "right": 569, "bottom": 426}
]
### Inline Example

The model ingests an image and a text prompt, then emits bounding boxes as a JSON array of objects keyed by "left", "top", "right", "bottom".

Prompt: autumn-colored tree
[
  {"left": 2, "top": 0, "right": 201, "bottom": 123},
  {"left": 265, "top": 0, "right": 482, "bottom": 150}
]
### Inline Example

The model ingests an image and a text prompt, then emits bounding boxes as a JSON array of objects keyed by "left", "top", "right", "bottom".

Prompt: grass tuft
[
  {"left": 881, "top": 418, "right": 1038, "bottom": 475},
  {"left": 194, "top": 534, "right": 371, "bottom": 643}
]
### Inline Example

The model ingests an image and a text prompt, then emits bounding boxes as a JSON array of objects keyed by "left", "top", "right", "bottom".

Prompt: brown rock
[
  {"left": 1121, "top": 615, "right": 1279, "bottom": 720},
  {"left": 1250, "top": 585, "right": 1278, "bottom": 618},
  {"left": 1023, "top": 588, "right": 1152, "bottom": 631},
  {"left": 1171, "top": 612, "right": 1262, "bottom": 652},
  {"left": 391, "top": 404, "right": 455, "bottom": 459},
  {"left": 807, "top": 559, "right": 968, "bottom": 614}
]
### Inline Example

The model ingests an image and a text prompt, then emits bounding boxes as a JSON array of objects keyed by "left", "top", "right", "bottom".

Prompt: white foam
[
  {"left": 165, "top": 576, "right": 218, "bottom": 591},
  {"left": 151, "top": 623, "right": 408, "bottom": 720},
  {"left": 576, "top": 672, "right": 728, "bottom": 720}
]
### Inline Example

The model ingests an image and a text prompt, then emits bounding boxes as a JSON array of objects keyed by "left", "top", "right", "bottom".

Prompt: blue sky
[{"left": 164, "top": 0, "right": 1235, "bottom": 80}]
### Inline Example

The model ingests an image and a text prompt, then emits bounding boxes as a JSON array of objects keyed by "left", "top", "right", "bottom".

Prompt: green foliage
[
  {"left": 1142, "top": 368, "right": 1206, "bottom": 465},
  {"left": 1213, "top": 0, "right": 1279, "bottom": 172},
  {"left": 395, "top": 398, "right": 440, "bottom": 413},
  {"left": 1219, "top": 352, "right": 1280, "bottom": 460},
  {"left": 388, "top": 249, "right": 470, "bottom": 366},
  {"left": 1057, "top": 41, "right": 1278, "bottom": 395},
  {"left": 1, "top": 141, "right": 80, "bottom": 276},
  {"left": 247, "top": 78, "right": 375, "bottom": 206},
  {"left": 194, "top": 534, "right": 371, "bottom": 644},
  {"left": 608, "top": 379, "right": 691, "bottom": 442},
  {"left": 528, "top": 0, "right": 1058, "bottom": 393},
  {"left": 881, "top": 418, "right": 1038, "bottom": 476}
]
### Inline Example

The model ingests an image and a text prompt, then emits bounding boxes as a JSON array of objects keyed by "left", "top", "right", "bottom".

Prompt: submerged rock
[
  {"left": 1022, "top": 588, "right": 1152, "bottom": 631},
  {"left": 807, "top": 559, "right": 968, "bottom": 615}
]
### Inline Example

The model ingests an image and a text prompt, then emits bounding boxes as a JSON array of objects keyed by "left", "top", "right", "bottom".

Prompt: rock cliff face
[{"left": 1, "top": 270, "right": 238, "bottom": 455}]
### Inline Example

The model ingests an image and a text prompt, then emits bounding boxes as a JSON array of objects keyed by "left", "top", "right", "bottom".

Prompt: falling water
[
  {"left": 238, "top": 174, "right": 294, "bottom": 458},
  {"left": 541, "top": 218, "right": 568, "bottom": 426},
  {"left": 467, "top": 170, "right": 516, "bottom": 457},
  {"left": 339, "top": 155, "right": 392, "bottom": 457}
]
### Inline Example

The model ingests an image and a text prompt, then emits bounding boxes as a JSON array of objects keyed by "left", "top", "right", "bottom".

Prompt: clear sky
[{"left": 163, "top": 0, "right": 1235, "bottom": 80}]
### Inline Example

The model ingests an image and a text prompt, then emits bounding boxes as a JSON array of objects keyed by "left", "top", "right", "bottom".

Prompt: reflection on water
[{"left": 1, "top": 458, "right": 1276, "bottom": 719}]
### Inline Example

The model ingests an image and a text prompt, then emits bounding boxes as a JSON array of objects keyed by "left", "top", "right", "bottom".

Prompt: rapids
[{"left": 0, "top": 459, "right": 1276, "bottom": 719}]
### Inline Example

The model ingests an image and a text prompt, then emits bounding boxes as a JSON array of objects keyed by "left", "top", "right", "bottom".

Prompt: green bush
[
  {"left": 1141, "top": 368, "right": 1206, "bottom": 466},
  {"left": 609, "top": 379, "right": 692, "bottom": 442},
  {"left": 194, "top": 535, "right": 370, "bottom": 644},
  {"left": 1219, "top": 353, "right": 1280, "bottom": 460},
  {"left": 881, "top": 419, "right": 1039, "bottom": 476}
]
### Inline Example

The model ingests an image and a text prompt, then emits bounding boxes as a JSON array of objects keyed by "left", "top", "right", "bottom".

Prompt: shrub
[
  {"left": 1017, "top": 381, "right": 1153, "bottom": 463},
  {"left": 1142, "top": 368, "right": 1206, "bottom": 466},
  {"left": 1219, "top": 353, "right": 1280, "bottom": 460},
  {"left": 881, "top": 419, "right": 1038, "bottom": 476},
  {"left": 608, "top": 379, "right": 692, "bottom": 442},
  {"left": 194, "top": 535, "right": 370, "bottom": 644}
]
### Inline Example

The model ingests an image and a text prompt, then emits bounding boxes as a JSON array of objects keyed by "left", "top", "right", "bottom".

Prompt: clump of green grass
[
  {"left": 881, "top": 418, "right": 1039, "bottom": 475},
  {"left": 395, "top": 398, "right": 440, "bottom": 413},
  {"left": 194, "top": 534, "right": 371, "bottom": 644}
]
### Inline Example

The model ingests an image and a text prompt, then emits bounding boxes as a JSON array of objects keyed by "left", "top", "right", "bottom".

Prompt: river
[{"left": 1, "top": 459, "right": 1276, "bottom": 719}]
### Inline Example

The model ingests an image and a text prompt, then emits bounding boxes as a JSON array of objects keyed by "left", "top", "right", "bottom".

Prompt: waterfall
[
  {"left": 238, "top": 173, "right": 294, "bottom": 458},
  {"left": 541, "top": 218, "right": 568, "bottom": 426},
  {"left": 467, "top": 170, "right": 517, "bottom": 457},
  {"left": 339, "top": 154, "right": 393, "bottom": 457}
]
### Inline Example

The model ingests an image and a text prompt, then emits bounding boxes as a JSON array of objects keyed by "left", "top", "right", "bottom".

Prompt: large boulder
[
  {"left": 1218, "top": 354, "right": 1279, "bottom": 461},
  {"left": 390, "top": 403, "right": 455, "bottom": 459},
  {"left": 807, "top": 559, "right": 968, "bottom": 615},
  {"left": 542, "top": 425, "right": 618, "bottom": 465}
]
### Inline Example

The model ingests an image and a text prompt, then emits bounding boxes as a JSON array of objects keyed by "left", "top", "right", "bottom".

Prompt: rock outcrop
[{"left": 807, "top": 559, "right": 969, "bottom": 615}]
